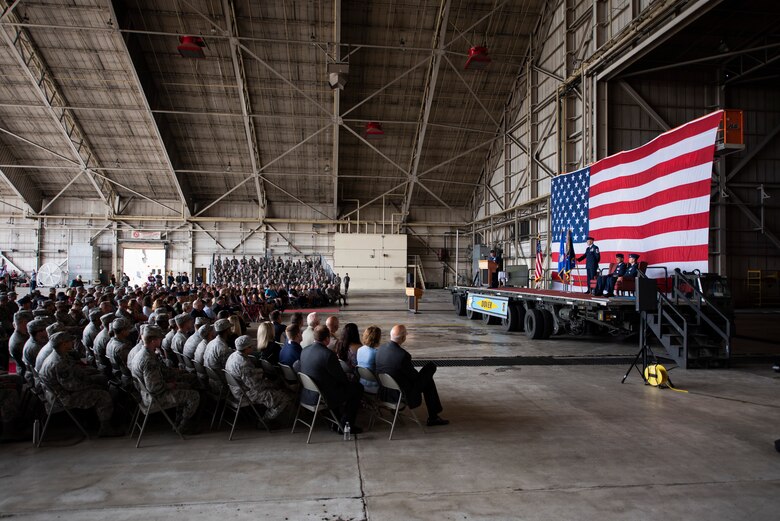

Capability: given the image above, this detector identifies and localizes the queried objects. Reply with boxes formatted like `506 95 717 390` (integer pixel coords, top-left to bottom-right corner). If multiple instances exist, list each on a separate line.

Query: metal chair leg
36 409 54 448
388 398 402 441
135 407 151 448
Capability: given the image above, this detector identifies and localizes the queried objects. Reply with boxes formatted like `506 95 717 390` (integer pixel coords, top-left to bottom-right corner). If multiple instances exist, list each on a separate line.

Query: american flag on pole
551 111 723 288
534 237 543 284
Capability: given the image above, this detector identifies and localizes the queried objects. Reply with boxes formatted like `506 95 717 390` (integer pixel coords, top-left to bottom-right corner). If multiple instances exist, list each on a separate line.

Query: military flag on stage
556 228 575 283
551 111 723 288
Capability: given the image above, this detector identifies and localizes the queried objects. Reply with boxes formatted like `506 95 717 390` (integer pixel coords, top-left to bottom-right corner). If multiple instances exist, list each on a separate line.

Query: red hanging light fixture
464 46 491 70
177 36 206 59
365 121 385 140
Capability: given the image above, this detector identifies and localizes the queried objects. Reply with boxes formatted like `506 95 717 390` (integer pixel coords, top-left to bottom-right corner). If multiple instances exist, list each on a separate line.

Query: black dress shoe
426 416 449 427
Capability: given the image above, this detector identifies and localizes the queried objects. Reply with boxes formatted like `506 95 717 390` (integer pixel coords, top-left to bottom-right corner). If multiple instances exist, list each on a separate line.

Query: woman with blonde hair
256 320 281 365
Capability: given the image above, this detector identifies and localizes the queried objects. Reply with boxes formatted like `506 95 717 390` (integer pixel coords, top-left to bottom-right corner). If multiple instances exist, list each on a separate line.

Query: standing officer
577 236 600 292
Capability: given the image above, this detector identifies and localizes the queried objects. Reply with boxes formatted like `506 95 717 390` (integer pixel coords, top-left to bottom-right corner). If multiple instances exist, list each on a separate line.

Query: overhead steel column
0 1 116 213
332 0 341 220
400 0 451 222
0 144 42 213
108 0 196 217
223 0 266 217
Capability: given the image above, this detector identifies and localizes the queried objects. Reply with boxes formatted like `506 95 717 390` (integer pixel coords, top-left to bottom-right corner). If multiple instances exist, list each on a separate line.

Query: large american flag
551 111 723 287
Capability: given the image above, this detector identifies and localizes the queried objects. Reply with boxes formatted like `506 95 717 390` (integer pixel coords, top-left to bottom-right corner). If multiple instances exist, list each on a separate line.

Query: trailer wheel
524 309 545 339
502 304 523 332
541 310 554 339
455 296 467 316
466 308 482 320
482 312 499 325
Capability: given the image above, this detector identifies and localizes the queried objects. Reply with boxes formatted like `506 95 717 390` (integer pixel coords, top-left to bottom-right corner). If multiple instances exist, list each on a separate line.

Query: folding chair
205 366 230 430
356 366 382 431
181 353 196 374
377 373 425 440
279 364 300 392
259 358 279 378
291 373 340 444
174 351 187 371
130 376 185 448
192 358 209 388
33 369 89 448
222 370 269 440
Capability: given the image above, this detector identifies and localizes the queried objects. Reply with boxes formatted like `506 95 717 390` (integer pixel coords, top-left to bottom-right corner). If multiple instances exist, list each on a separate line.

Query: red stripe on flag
589 147 715 197
590 112 723 174
589 179 710 220
590 212 710 239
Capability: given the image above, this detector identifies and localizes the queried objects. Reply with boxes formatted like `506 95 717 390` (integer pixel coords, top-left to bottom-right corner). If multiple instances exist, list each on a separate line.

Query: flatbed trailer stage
449 285 640 339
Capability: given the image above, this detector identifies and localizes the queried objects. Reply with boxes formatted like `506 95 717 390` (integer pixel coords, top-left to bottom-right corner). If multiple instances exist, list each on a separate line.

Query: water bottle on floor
343 422 351 441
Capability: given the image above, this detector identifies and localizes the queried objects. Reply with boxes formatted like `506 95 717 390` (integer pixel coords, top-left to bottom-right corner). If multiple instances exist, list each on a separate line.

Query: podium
405 287 423 313
479 259 498 287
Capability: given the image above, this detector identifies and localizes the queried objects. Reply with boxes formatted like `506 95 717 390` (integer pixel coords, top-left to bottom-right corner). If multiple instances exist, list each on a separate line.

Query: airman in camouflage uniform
225 335 293 422
106 318 133 384
9 311 32 378
129 325 200 434
194 324 215 366
182 318 207 365
22 318 49 387
81 309 102 364
92 313 114 377
171 313 193 357
161 318 177 368
204 319 233 392
38 332 122 437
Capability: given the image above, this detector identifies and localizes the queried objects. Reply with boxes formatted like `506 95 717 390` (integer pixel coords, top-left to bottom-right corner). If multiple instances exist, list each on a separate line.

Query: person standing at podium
487 250 502 288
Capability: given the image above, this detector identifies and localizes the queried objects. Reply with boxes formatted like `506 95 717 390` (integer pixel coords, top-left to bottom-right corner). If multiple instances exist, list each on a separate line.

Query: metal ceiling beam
0 2 116 213
723 187 780 252
400 0 451 222
0 0 21 22
617 80 670 131
332 0 341 219
194 125 330 217
442 54 500 128
108 0 196 217
0 19 515 56
0 144 43 213
342 124 453 211
222 0 266 217
620 42 780 79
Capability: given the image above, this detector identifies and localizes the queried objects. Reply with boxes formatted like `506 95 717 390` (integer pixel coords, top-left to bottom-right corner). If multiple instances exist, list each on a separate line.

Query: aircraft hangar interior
0 0 778 519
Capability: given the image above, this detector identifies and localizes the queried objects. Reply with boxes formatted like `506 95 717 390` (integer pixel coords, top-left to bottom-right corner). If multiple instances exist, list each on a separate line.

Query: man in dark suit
375 324 448 427
299 325 363 433
576 236 600 292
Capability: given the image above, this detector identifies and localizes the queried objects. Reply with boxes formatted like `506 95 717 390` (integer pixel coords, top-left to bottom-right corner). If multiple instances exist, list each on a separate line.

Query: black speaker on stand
622 276 665 384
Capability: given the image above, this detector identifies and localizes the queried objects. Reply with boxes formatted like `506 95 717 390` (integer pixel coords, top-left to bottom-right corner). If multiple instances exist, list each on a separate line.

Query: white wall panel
333 233 407 290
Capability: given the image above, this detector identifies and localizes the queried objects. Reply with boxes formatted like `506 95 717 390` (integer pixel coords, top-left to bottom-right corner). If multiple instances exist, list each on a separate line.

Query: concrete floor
1 289 778 520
